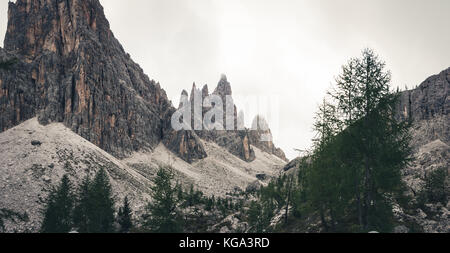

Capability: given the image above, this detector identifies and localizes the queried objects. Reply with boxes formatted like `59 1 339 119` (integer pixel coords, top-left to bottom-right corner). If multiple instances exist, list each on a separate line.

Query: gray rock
256 174 267 181
246 180 262 193
31 140 42 146
393 225 409 233
283 157 303 172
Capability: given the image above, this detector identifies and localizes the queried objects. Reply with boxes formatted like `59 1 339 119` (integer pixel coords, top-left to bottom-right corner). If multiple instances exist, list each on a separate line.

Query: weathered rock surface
0 0 206 162
397 68 450 148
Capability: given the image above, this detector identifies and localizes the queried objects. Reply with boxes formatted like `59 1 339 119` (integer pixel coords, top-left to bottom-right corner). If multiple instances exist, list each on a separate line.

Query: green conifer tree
89 168 115 233
73 169 115 233
73 175 92 233
117 196 133 233
41 175 75 233
143 166 182 233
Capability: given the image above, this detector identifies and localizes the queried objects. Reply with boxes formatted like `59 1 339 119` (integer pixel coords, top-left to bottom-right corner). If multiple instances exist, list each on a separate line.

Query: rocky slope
0 118 285 232
0 118 153 232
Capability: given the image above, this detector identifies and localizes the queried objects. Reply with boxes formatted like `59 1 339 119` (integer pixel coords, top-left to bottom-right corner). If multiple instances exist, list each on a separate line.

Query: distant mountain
176 75 288 163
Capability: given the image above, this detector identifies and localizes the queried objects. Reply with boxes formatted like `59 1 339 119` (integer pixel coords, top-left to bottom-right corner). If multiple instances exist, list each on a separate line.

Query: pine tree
73 175 92 233
143 166 182 233
41 175 75 233
307 99 345 231
89 168 116 233
117 196 133 233
247 200 275 233
310 48 413 232
350 49 411 231
73 169 116 233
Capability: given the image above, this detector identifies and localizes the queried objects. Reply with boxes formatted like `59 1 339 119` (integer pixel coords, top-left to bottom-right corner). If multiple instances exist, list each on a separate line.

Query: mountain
0 0 287 232
0 0 285 164
0 0 206 162
396 68 449 149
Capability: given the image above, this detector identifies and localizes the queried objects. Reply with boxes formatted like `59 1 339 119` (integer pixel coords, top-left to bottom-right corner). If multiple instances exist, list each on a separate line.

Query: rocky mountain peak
175 75 287 162
5 0 113 59
249 115 288 162
213 74 232 97
202 84 209 98
251 115 271 131
179 89 189 108
190 82 202 102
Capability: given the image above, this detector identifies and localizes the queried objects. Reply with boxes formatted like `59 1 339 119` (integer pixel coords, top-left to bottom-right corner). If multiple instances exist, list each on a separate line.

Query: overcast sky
1 0 449 160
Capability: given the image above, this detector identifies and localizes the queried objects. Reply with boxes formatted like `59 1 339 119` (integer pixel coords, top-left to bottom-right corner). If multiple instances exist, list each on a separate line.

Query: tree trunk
364 154 371 230
355 177 363 228
320 206 329 232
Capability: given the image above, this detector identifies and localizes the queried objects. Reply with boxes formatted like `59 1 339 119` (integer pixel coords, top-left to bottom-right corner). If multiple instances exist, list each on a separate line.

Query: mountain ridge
0 0 286 164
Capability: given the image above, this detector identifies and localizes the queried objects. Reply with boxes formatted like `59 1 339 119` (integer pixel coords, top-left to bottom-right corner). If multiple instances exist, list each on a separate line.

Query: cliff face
0 0 206 162
397 68 449 148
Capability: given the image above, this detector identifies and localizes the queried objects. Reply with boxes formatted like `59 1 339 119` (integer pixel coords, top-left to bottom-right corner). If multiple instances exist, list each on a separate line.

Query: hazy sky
1 0 449 160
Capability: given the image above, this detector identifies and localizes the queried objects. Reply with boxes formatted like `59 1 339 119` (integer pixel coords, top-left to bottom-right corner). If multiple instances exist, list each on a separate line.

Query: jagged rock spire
213 74 232 97
179 89 189 108
202 84 209 98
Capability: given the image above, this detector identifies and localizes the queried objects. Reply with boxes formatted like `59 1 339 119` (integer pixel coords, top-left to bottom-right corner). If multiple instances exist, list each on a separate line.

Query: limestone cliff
0 0 206 162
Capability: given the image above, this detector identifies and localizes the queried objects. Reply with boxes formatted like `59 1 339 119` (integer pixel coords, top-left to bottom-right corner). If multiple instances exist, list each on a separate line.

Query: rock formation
0 0 206 162
249 115 288 161
396 67 449 149
176 75 287 162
